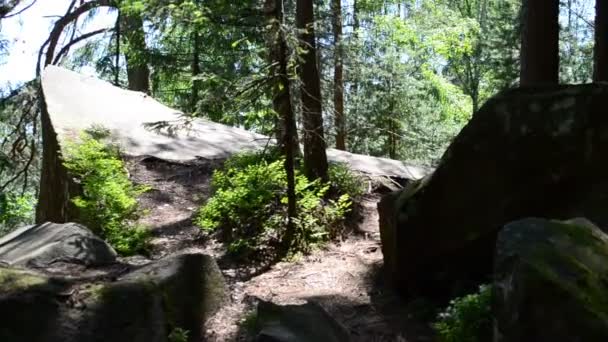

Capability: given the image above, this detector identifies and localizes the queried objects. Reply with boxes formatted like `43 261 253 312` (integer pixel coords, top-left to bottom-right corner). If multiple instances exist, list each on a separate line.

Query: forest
1 0 608 341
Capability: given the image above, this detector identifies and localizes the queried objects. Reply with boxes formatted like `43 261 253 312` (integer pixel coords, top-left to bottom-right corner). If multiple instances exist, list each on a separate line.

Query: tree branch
3 0 36 19
40 0 115 74
52 27 111 64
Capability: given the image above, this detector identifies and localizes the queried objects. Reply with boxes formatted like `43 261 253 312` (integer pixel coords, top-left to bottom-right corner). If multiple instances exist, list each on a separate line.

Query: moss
80 283 108 301
524 220 608 321
0 268 47 292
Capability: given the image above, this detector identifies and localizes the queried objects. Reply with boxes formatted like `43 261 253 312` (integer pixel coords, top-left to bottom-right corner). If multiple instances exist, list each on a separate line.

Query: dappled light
1 0 606 341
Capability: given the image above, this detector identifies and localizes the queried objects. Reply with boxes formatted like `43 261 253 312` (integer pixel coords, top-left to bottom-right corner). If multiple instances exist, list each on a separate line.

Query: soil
126 156 436 342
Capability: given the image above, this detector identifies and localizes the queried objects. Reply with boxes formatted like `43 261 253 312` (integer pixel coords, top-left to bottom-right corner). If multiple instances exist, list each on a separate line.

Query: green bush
0 192 35 235
328 162 365 199
168 328 189 342
434 284 493 342
63 133 150 255
195 150 357 256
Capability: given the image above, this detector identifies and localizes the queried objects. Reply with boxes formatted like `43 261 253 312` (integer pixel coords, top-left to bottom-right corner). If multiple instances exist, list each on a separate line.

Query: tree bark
37 0 114 223
519 0 559 86
594 0 608 81
191 30 202 113
121 10 150 93
332 0 346 151
265 0 298 250
115 12 120 86
296 0 328 181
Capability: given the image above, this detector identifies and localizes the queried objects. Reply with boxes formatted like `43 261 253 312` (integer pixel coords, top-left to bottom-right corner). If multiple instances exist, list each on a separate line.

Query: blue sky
0 0 115 88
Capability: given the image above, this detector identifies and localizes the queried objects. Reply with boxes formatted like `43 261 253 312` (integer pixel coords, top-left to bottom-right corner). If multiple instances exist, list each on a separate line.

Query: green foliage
328 162 365 200
196 151 359 257
0 192 35 235
434 284 493 342
63 133 150 256
167 327 189 342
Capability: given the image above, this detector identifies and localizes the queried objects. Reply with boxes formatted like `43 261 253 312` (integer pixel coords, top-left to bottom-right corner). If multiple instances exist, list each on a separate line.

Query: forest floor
127 156 435 342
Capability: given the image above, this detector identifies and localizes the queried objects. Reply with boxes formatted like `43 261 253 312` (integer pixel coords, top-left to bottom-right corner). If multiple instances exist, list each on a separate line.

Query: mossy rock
378 84 608 298
0 253 226 342
494 217 608 342
0 267 70 342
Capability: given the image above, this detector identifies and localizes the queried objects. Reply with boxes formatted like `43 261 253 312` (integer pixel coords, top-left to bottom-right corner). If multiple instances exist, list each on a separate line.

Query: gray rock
493 217 608 342
254 300 351 342
0 253 226 342
378 84 608 298
0 222 117 267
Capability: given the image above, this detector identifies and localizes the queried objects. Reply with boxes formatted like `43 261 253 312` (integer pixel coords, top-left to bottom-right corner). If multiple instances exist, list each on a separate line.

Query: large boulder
38 66 428 223
0 253 226 342
379 84 608 298
254 300 351 342
0 222 117 267
493 217 608 341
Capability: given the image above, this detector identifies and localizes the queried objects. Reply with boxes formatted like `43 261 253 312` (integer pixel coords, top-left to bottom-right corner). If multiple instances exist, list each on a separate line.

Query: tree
520 0 559 85
121 9 150 93
266 0 298 250
37 0 115 223
296 0 328 181
594 0 608 81
332 0 345 150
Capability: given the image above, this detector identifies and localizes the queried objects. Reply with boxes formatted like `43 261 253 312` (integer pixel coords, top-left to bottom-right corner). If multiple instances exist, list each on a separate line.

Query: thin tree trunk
594 0 608 81
519 0 559 86
266 0 298 250
332 0 346 150
296 0 328 181
191 31 202 113
115 12 120 86
121 11 150 93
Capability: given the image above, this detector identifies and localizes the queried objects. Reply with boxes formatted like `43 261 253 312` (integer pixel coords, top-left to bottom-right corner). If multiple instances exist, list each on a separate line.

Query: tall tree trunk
332 0 346 150
191 30 202 113
296 0 328 181
266 0 298 250
114 12 120 86
594 0 608 81
519 0 559 86
37 0 114 223
121 11 150 93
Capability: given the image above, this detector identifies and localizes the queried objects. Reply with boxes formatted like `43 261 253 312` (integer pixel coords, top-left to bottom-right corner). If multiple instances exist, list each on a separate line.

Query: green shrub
168 327 189 342
195 150 357 256
0 192 35 235
63 133 150 255
434 284 493 342
328 162 365 199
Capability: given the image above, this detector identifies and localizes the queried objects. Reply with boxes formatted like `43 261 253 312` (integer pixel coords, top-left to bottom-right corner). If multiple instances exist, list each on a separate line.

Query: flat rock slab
42 66 429 179
0 222 117 267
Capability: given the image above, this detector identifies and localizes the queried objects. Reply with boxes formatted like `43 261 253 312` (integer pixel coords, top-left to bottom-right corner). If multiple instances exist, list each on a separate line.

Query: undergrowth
0 192 35 235
63 132 150 256
434 284 493 342
195 148 364 258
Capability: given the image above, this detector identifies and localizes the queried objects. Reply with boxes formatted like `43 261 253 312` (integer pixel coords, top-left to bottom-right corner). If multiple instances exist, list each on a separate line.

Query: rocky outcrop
254 300 351 342
379 84 608 298
0 222 117 267
38 66 428 224
493 218 608 342
0 253 226 342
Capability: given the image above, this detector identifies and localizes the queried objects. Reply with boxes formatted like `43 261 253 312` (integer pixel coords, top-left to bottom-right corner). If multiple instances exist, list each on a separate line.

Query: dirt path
127 157 434 342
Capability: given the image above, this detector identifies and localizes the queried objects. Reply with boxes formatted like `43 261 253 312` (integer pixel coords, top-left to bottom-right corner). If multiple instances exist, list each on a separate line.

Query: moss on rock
494 218 608 342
